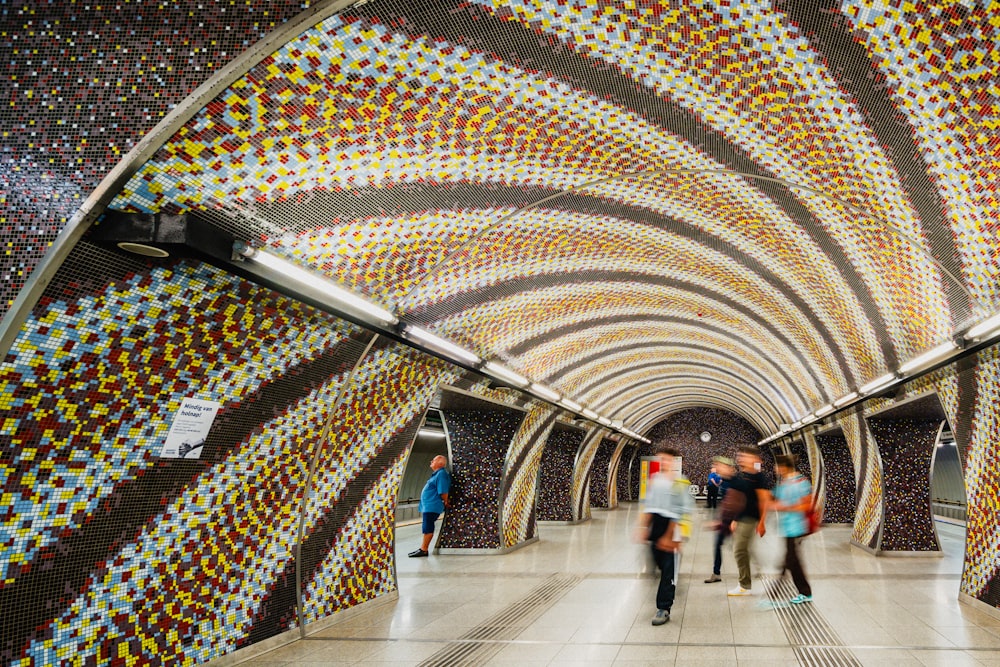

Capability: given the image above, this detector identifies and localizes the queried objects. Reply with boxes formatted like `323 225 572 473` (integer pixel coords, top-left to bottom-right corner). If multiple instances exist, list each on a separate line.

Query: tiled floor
244 505 1000 666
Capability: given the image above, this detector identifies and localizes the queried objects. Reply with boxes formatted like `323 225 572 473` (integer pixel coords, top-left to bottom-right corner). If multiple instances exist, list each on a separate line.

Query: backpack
806 497 823 535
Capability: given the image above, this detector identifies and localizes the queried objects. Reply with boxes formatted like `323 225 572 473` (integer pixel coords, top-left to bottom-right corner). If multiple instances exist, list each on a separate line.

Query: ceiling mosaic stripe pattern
100 0 1000 435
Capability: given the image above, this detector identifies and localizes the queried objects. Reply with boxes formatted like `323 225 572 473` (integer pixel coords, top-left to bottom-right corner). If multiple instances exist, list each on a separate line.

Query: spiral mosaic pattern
588 438 619 510
500 405 557 548
6 1 1000 662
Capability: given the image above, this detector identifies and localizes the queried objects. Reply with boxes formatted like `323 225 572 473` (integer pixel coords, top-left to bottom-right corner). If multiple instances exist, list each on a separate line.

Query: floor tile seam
307 637 806 648
808 573 962 580
397 572 659 580
300 635 1000 654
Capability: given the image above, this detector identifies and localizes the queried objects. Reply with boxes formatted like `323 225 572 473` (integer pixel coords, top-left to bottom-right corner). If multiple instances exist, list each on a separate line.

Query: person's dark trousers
784 537 811 596
651 546 679 611
707 486 718 509
712 529 728 576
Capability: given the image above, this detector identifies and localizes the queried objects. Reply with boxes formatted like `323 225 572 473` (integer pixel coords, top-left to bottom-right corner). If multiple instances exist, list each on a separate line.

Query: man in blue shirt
706 464 722 509
409 455 452 557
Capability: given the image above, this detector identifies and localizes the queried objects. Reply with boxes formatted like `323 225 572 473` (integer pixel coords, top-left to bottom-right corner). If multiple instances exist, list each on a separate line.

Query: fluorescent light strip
418 429 446 438
597 416 612 426
561 398 582 412
581 408 599 420
966 312 1000 340
530 383 560 402
897 341 958 374
833 391 858 408
404 325 480 365
815 404 834 417
859 373 897 395
483 361 529 387
248 249 398 326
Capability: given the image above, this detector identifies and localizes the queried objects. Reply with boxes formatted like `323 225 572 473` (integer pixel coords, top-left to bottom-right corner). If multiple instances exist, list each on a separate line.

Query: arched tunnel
2 1 1000 664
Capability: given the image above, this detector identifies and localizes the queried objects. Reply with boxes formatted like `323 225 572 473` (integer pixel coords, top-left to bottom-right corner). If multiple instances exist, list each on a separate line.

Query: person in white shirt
634 445 693 625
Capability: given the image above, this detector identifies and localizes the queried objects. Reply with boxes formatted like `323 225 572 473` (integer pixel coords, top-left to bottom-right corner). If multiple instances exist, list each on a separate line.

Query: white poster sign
160 397 221 459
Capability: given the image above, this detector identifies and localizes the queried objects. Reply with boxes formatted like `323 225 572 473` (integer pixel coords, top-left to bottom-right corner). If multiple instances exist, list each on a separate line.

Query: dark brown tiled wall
436 409 525 549
867 418 941 552
536 427 585 522
0 0 310 313
816 432 857 525
644 408 762 493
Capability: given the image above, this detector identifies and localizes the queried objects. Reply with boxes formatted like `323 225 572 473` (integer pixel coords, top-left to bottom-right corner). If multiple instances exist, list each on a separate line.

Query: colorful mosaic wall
802 432 826 509
436 408 525 549
840 411 883 548
0 245 416 664
0 0 311 315
816 431 857 525
500 405 558 548
6 0 1000 653
644 408 762 495
300 343 459 624
963 349 1000 610
570 428 604 522
588 438 619 510
865 417 942 552
536 425 585 522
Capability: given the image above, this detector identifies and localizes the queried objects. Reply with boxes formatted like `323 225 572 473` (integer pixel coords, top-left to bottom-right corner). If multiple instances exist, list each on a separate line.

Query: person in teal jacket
772 454 813 603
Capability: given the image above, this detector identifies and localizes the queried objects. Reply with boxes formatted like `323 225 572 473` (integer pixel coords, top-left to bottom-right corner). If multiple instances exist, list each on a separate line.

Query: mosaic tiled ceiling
24 0 1000 436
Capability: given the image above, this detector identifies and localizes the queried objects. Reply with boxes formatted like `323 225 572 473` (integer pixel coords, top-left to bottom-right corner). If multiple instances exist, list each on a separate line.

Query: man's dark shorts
421 511 441 534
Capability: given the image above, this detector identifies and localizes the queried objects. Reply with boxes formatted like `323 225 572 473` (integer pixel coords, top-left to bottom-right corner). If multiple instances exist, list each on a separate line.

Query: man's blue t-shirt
708 471 721 489
419 467 451 513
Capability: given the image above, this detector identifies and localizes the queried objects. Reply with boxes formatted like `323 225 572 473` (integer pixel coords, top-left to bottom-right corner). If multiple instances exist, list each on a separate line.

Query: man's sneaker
651 609 670 626
727 586 752 596
790 594 813 604
408 549 428 558
704 574 722 583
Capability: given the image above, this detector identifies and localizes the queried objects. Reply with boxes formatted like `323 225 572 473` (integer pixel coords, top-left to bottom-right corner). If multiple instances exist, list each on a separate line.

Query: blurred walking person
772 454 813 603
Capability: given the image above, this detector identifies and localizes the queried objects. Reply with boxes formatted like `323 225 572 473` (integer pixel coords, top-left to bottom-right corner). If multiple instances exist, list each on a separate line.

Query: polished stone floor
244 504 1000 666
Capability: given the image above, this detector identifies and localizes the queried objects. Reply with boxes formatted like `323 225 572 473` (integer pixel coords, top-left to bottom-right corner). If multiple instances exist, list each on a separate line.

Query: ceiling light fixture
897 341 958 374
561 398 582 412
858 373 897 395
965 312 1000 341
529 383 560 403
403 325 481 365
483 361 529 387
239 245 398 327
833 392 859 408
815 404 834 417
